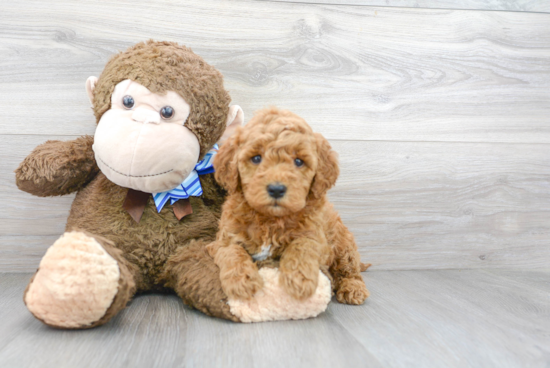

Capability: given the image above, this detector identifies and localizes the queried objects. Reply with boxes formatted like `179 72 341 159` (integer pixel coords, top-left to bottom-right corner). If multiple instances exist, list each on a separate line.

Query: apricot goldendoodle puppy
208 107 370 305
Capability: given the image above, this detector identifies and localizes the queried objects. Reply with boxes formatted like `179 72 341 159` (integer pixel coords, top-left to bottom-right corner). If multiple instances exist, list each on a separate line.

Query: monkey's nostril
131 109 161 124
267 183 287 199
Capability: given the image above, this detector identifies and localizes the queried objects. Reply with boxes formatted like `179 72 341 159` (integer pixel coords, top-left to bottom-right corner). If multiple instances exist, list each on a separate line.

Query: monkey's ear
217 105 244 146
85 76 98 106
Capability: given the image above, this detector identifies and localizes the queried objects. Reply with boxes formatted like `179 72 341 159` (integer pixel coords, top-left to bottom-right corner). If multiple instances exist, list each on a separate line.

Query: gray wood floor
1 270 548 368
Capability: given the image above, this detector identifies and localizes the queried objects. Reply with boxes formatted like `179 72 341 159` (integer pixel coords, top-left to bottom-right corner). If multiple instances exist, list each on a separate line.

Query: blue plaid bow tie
152 144 218 212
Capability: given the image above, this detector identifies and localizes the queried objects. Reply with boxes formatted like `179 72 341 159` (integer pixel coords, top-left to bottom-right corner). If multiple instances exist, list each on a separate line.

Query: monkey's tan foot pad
228 268 332 323
24 232 120 328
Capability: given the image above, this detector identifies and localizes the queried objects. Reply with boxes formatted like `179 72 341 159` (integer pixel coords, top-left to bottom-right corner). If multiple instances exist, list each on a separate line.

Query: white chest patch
252 244 272 262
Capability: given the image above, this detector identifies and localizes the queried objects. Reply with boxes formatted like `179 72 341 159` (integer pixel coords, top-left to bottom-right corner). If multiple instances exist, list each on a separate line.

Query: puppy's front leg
210 242 264 300
279 239 323 300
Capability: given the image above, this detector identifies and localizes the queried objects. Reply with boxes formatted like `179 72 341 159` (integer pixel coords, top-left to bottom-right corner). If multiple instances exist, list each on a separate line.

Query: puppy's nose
267 183 287 199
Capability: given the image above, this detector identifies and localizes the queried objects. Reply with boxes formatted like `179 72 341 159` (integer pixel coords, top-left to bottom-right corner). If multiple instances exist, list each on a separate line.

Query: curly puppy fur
209 107 370 304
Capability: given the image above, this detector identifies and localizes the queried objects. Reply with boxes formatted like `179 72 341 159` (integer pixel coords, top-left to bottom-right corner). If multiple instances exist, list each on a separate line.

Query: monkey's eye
251 155 262 164
294 158 304 167
122 95 134 109
160 106 174 120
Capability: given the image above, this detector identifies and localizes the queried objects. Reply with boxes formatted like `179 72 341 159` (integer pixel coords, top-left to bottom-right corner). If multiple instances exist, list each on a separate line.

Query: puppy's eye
160 106 174 120
122 95 134 109
251 155 262 164
294 158 304 167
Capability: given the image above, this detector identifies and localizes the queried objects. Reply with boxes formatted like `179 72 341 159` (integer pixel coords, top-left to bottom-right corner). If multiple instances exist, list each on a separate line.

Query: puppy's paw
205 242 218 258
221 270 264 300
227 269 332 323
279 268 319 300
336 278 370 305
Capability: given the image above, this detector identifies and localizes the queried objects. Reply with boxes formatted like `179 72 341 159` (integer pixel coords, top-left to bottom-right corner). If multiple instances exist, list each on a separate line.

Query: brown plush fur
15 41 238 327
209 107 370 304
15 136 98 197
93 40 231 159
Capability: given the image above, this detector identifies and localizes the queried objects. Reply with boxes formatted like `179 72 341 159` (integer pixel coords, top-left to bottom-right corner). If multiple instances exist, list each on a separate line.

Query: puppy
208 107 370 305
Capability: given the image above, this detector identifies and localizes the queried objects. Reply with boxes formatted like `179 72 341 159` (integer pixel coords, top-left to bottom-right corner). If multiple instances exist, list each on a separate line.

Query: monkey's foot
24 232 120 328
227 268 332 323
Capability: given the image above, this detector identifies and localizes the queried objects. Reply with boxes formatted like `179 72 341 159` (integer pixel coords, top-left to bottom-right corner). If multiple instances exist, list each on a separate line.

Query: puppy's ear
310 133 339 199
214 128 241 193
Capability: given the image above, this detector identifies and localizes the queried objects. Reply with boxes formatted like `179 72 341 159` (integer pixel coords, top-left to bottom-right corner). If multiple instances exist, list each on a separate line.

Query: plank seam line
2 133 550 146
249 0 550 15
328 139 550 145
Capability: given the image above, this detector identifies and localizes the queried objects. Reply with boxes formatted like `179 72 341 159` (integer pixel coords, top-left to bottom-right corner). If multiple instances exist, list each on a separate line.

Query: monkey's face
93 80 201 193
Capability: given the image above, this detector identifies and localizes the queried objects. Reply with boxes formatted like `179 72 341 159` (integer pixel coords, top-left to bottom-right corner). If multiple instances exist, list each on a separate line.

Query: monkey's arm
15 135 99 197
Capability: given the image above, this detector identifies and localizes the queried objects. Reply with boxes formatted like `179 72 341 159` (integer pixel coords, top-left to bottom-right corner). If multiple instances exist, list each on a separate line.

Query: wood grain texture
2 135 549 271
329 269 550 368
0 270 548 368
255 0 550 13
1 0 549 272
1 1 549 365
0 0 549 143
333 140 550 270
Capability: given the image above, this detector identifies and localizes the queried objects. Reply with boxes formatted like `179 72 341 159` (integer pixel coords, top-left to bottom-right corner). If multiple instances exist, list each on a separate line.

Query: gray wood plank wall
1 0 549 272
257 0 550 13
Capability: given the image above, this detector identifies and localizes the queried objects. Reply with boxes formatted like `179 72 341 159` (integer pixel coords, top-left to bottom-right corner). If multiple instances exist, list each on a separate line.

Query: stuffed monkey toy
15 40 331 328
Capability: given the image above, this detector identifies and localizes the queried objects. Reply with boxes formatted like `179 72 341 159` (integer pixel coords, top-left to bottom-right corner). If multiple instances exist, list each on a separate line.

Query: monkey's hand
15 135 99 197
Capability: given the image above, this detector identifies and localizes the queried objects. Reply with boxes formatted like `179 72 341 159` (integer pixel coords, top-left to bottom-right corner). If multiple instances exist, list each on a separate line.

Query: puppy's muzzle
267 183 287 199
